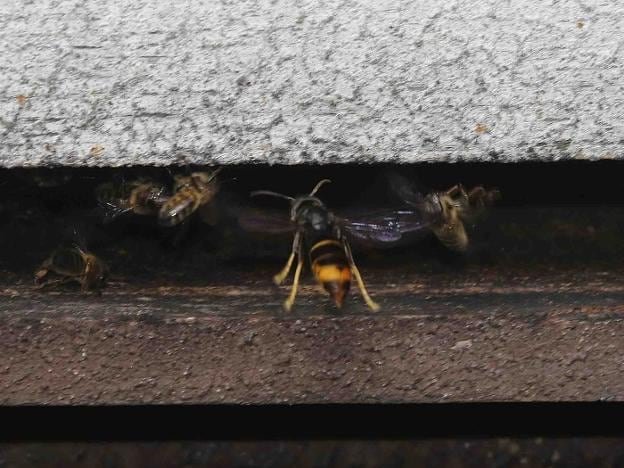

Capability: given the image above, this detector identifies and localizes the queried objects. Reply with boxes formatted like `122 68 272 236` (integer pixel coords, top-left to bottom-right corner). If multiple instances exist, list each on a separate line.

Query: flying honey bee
339 171 500 253
34 246 109 292
158 168 222 227
427 184 500 252
95 178 169 222
240 179 380 312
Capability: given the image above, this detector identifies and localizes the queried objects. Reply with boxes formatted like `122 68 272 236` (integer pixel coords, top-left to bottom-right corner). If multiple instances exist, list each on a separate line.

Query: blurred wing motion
97 179 169 224
336 172 442 247
379 170 501 253
383 170 428 206
94 182 133 223
98 201 133 223
338 207 437 248
237 207 294 234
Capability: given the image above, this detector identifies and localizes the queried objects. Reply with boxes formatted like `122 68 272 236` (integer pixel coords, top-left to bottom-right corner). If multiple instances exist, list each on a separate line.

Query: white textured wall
1 0 622 167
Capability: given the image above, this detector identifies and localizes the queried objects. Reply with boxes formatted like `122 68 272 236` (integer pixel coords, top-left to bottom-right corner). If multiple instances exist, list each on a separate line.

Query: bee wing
95 182 133 222
158 192 202 228
237 207 294 234
337 207 435 247
98 200 133 223
152 189 171 207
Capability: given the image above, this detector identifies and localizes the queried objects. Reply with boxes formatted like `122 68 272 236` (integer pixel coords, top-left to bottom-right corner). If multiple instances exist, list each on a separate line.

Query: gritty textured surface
2 440 624 467
1 0 623 167
1 268 624 405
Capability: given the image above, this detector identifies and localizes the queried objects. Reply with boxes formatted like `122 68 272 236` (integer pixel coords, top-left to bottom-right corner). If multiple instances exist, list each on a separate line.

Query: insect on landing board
246 179 380 312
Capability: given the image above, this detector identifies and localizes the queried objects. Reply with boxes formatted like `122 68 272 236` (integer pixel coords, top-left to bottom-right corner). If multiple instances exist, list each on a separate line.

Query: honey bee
339 171 500 253
427 184 500 252
240 179 380 312
34 246 109 292
158 168 221 227
95 178 169 222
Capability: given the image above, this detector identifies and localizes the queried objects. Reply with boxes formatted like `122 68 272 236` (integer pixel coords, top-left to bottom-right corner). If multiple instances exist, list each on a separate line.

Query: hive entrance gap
0 162 622 317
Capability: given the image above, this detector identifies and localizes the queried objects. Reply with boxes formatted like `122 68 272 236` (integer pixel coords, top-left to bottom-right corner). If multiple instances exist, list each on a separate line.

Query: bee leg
33 277 74 290
34 267 50 285
80 277 101 294
283 255 304 312
465 187 486 213
33 281 51 290
343 240 380 312
467 186 486 200
445 185 461 197
273 231 301 285
448 184 470 202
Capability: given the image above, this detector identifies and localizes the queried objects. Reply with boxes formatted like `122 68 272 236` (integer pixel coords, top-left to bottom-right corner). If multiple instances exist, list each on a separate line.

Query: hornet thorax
290 197 339 243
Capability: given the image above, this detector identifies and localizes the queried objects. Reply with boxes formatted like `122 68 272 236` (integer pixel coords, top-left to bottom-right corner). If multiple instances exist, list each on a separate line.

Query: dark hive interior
1 161 623 315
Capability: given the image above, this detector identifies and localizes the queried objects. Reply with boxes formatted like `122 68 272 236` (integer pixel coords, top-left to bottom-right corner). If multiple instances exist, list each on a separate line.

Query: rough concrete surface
1 0 623 167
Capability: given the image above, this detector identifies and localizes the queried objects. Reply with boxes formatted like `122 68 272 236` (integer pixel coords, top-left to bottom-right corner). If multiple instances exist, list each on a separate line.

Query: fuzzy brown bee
158 169 221 227
424 184 500 252
95 178 169 221
34 246 109 292
241 180 380 312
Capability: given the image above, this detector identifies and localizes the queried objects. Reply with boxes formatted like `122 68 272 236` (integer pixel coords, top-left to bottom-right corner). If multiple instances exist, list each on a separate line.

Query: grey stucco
1 0 622 167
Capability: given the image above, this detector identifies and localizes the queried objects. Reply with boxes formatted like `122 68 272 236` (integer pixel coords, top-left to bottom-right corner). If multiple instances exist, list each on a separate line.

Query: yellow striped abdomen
310 239 351 307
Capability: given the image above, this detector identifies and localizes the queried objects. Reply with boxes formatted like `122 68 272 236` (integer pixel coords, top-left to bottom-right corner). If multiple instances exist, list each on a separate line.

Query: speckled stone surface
1 0 622 167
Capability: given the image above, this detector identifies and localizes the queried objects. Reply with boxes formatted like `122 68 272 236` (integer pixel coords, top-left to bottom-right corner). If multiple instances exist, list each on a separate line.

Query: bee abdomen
432 222 469 253
130 185 161 215
49 247 87 277
82 255 108 290
310 239 351 307
158 188 200 226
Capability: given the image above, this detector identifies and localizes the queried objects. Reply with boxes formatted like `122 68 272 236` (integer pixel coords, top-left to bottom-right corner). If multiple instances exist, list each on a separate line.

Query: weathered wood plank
1 0 623 166
2 439 623 466
1 267 624 404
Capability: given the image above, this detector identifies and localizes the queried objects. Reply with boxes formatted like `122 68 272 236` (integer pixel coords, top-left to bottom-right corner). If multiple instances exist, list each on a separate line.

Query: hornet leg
343 239 380 312
273 231 300 285
283 241 304 312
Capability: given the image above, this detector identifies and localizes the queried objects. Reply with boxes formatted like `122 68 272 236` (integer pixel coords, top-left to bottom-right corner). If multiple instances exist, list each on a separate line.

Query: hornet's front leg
273 231 301 285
